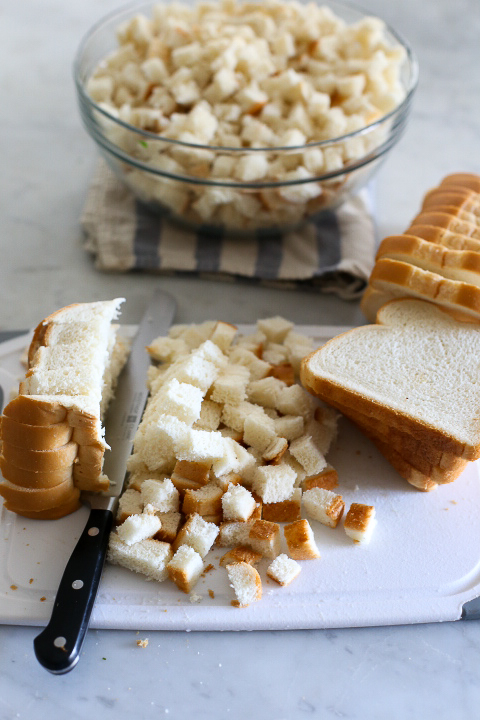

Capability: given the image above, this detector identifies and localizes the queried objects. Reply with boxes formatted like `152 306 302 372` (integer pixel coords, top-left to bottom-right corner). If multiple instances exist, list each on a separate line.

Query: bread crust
0 416 73 451
440 173 480 194
4 494 81 519
0 455 72 488
1 440 78 472
410 211 480 239
0 478 79 512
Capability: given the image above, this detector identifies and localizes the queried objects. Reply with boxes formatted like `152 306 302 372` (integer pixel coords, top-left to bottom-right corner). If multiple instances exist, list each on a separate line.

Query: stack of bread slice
300 172 480 491
361 172 480 323
0 299 128 519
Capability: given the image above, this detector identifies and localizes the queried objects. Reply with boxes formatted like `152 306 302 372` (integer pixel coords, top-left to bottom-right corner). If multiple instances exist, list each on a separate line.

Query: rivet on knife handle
33 508 113 674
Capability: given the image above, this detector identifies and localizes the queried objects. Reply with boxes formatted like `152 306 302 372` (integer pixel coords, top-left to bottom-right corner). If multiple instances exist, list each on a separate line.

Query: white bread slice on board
375 235 480 287
367 258 480 322
0 298 127 519
300 298 480 462
406 225 480 253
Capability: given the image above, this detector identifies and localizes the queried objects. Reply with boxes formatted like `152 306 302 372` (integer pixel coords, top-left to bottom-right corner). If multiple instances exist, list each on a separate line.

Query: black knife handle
33 508 113 674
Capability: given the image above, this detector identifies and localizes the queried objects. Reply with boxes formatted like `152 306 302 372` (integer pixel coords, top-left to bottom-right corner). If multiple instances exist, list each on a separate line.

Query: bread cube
217 521 251 548
289 434 327 476
140 478 180 513
261 343 289 366
182 482 224 517
173 459 211 485
116 488 143 524
267 554 301 586
344 503 377 544
194 399 222 431
274 414 304 441
136 415 187 470
226 562 262 608
167 545 204 593
174 354 219 393
303 465 339 491
209 321 238 352
305 413 338 455
262 436 288 464
228 347 271 381
243 412 277 453
302 487 345 528
284 519 320 560
116 513 162 546
210 364 250 405
276 384 316 417
247 376 286 409
221 400 263 433
211 437 247 477
219 546 262 567
247 519 281 559
152 511 183 543
154 378 204 425
268 362 296 386
262 488 302 523
173 512 219 557
176 427 227 463
108 534 172 582
222 483 256 522
146 336 189 363
257 316 294 343
252 464 296 503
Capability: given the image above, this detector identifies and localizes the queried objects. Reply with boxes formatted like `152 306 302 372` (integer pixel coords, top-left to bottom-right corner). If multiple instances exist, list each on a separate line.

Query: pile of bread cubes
108 315 376 608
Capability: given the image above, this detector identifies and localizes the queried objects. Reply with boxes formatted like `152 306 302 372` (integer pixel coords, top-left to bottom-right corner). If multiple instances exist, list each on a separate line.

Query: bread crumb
189 592 203 604
137 638 149 648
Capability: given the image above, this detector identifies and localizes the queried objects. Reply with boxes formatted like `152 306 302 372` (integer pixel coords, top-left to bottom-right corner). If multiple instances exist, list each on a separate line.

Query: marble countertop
1 0 480 717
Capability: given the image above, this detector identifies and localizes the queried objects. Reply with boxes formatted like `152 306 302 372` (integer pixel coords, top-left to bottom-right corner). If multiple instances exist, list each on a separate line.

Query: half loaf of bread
0 299 128 518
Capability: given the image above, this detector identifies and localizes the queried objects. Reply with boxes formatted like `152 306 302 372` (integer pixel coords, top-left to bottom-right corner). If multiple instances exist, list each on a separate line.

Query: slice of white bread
0 299 128 518
300 298 480 462
364 258 480 323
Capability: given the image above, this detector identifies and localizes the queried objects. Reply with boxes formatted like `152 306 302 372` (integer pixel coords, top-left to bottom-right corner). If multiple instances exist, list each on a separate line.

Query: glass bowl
74 0 418 236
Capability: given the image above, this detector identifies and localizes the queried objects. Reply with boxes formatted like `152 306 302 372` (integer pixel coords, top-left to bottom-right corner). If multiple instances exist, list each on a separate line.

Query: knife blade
33 288 176 674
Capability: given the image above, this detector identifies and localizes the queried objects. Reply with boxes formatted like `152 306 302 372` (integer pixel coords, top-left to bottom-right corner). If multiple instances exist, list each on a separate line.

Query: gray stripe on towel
255 229 283 279
315 210 342 272
195 226 224 272
133 201 162 269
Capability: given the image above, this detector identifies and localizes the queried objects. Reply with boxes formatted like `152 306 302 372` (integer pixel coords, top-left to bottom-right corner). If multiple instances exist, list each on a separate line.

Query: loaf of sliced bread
0 299 128 518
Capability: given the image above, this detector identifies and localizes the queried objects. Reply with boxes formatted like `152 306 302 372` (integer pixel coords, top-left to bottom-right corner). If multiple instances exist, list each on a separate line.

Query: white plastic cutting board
0 326 479 631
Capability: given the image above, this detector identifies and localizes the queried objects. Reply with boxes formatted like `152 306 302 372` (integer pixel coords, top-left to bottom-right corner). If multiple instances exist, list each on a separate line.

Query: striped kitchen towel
82 161 377 299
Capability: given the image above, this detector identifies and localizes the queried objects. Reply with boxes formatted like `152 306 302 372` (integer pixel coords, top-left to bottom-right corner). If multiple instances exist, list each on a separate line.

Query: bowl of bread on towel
74 0 417 235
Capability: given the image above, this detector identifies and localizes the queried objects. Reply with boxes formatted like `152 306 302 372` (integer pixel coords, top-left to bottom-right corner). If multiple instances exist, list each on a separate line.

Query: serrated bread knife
33 289 176 674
